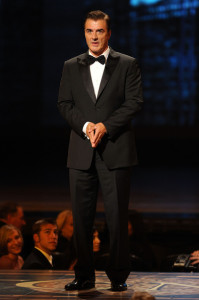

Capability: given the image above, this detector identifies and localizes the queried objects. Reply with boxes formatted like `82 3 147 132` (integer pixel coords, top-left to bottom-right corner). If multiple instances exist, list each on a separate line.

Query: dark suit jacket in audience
22 248 54 270
0 220 7 228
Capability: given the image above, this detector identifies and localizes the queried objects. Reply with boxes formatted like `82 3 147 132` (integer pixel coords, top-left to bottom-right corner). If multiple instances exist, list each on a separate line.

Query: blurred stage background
0 0 199 269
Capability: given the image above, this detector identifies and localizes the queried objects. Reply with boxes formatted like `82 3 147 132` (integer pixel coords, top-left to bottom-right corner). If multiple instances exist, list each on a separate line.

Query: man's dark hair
0 202 20 219
84 10 111 31
32 219 57 235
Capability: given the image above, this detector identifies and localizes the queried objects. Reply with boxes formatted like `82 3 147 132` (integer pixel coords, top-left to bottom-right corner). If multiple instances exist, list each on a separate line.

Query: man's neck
89 46 110 58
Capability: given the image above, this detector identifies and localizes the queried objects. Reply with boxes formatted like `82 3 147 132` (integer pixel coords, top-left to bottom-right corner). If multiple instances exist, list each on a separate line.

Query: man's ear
33 233 39 243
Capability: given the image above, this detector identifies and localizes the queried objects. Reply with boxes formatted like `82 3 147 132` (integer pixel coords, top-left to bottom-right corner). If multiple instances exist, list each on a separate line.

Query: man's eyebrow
85 28 104 31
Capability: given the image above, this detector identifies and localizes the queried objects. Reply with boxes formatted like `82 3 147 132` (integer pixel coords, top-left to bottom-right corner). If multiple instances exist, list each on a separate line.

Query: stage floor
0 270 199 299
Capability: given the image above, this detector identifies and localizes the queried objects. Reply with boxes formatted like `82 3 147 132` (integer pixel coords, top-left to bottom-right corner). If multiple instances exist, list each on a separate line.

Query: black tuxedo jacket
58 48 143 170
22 248 54 270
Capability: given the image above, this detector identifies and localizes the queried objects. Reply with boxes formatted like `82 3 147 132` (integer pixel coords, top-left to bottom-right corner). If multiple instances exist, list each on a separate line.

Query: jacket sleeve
103 59 143 140
57 61 87 138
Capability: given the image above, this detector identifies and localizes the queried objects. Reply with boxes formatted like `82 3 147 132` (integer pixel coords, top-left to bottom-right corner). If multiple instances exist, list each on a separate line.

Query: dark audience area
1 201 199 272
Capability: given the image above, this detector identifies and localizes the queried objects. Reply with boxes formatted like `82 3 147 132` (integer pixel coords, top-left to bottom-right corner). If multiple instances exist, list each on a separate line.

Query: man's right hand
86 122 96 144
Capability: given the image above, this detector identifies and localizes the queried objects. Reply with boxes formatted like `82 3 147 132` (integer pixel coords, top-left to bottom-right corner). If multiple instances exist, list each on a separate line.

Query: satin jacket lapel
97 50 120 100
77 55 96 104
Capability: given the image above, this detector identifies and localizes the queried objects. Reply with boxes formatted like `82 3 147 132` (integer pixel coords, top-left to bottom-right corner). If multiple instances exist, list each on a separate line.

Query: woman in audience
55 210 76 269
0 224 24 269
93 226 108 270
93 228 101 253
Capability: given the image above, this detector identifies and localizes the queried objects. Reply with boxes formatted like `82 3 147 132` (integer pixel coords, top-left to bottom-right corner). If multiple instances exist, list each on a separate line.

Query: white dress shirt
83 47 110 136
35 247 53 266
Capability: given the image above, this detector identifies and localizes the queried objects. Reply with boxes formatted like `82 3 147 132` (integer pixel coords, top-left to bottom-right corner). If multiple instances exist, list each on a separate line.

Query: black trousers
69 150 132 282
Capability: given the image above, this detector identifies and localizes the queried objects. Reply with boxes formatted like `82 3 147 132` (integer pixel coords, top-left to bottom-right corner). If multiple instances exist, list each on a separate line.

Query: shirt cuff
82 122 90 139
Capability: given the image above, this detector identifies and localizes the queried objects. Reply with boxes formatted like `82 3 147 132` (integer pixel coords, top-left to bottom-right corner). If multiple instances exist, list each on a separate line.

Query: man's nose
51 232 57 238
91 32 98 39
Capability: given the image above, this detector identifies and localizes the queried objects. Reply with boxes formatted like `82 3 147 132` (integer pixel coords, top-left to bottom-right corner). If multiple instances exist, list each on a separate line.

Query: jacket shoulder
116 52 136 63
110 48 135 61
22 249 52 270
63 53 87 65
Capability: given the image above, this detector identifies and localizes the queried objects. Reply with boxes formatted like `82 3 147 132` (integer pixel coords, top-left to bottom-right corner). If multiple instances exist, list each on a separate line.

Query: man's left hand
91 122 107 148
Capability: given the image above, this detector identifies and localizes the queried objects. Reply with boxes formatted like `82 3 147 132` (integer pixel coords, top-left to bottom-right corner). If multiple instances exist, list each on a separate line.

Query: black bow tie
86 55 106 65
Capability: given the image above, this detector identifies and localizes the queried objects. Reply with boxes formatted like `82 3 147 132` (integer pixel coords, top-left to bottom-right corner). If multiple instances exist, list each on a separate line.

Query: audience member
128 210 156 271
100 210 156 271
54 210 76 270
22 219 58 270
93 226 108 270
162 250 199 272
0 202 26 229
93 227 101 253
190 250 199 266
0 225 24 269
131 291 156 300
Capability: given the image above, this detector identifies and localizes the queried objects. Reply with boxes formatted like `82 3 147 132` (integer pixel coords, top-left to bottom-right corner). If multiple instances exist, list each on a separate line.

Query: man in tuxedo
58 10 143 291
22 219 58 270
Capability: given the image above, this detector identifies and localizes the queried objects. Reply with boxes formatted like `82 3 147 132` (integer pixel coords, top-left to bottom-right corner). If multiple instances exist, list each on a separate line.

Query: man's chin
48 245 57 251
90 48 102 56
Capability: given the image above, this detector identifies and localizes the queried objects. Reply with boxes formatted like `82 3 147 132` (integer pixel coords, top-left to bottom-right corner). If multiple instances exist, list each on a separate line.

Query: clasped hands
86 122 107 148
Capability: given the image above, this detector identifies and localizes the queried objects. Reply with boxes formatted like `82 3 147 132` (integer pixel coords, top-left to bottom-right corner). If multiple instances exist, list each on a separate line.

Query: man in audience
22 219 58 269
0 202 26 229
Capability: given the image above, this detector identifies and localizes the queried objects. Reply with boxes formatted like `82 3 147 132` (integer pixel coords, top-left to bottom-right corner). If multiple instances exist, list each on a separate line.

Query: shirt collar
35 247 53 265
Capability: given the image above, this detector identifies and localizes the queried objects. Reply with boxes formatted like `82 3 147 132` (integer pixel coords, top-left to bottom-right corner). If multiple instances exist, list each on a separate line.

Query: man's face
34 224 58 255
7 206 26 229
84 18 111 56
